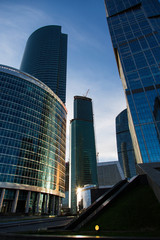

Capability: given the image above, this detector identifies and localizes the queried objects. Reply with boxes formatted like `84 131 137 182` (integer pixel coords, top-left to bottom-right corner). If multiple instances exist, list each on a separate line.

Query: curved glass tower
69 96 98 214
116 109 137 178
104 0 160 164
20 25 67 104
0 65 67 214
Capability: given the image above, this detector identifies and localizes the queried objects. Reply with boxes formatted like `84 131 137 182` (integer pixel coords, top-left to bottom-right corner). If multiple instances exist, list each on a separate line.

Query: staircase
66 178 130 230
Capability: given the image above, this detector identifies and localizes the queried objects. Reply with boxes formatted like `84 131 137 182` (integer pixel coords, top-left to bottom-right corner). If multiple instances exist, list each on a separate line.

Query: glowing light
77 187 82 194
95 225 100 231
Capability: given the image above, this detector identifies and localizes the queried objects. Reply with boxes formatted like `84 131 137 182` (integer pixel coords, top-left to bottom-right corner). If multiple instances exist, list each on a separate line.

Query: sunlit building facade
116 109 137 178
0 65 67 214
20 25 67 104
69 96 98 214
62 161 69 209
104 0 160 163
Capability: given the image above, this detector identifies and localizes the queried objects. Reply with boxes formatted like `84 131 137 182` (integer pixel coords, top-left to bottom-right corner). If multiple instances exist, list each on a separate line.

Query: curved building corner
116 109 137 179
0 65 67 215
20 25 67 104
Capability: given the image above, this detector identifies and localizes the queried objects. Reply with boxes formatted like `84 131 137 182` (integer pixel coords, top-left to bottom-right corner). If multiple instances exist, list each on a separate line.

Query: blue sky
0 0 126 162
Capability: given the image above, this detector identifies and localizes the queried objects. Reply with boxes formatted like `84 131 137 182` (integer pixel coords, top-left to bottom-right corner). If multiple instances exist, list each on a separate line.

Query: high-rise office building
0 65 67 214
20 25 67 103
104 0 160 163
69 96 98 214
116 109 137 178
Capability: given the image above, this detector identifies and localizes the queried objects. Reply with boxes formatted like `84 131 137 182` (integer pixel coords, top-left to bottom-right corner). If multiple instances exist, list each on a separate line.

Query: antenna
85 89 89 97
96 152 99 162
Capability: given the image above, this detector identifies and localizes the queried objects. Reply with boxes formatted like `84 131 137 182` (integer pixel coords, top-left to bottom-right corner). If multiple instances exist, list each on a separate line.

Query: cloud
0 2 51 68
93 87 126 162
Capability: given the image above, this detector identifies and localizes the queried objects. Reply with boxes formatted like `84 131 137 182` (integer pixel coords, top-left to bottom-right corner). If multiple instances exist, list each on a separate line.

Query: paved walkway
0 215 74 233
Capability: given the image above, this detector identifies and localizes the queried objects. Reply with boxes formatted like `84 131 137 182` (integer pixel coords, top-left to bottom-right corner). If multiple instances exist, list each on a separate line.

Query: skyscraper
69 96 98 214
104 0 160 163
116 109 137 178
20 25 67 103
0 65 67 214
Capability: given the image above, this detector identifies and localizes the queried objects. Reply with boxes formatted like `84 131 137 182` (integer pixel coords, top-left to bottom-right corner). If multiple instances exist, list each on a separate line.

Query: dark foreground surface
0 216 160 240
0 232 160 240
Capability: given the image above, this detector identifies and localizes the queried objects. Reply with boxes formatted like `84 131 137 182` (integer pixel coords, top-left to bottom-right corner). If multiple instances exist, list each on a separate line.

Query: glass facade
20 25 67 104
0 65 67 214
116 109 137 178
104 0 160 163
69 96 98 214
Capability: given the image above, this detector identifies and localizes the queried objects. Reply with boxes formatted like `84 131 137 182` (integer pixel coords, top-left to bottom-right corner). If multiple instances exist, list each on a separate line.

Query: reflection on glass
0 68 66 194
